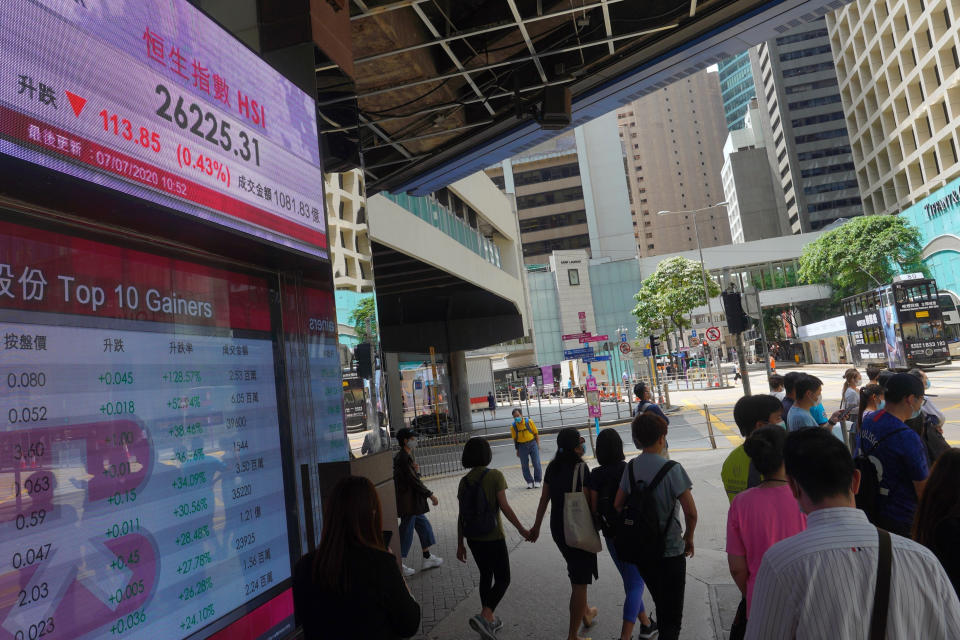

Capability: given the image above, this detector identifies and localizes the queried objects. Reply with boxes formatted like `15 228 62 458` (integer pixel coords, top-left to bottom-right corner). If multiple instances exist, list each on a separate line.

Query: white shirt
746 507 960 639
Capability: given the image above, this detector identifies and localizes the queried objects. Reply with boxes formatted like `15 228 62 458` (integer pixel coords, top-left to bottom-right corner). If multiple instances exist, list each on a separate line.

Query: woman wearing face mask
529 428 600 640
393 428 443 577
907 369 950 465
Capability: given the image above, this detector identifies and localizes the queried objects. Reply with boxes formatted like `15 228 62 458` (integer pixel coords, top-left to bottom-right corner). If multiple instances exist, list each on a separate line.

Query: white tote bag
563 463 602 553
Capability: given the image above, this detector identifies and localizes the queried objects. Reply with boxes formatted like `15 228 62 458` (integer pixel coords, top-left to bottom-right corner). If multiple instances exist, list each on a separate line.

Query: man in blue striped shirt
746 428 960 639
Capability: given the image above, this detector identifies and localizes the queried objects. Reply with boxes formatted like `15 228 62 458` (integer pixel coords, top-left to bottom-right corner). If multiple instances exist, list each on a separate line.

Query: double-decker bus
842 273 951 369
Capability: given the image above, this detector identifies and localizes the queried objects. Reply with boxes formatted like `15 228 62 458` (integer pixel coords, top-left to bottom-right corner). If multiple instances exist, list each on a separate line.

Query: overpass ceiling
321 0 850 194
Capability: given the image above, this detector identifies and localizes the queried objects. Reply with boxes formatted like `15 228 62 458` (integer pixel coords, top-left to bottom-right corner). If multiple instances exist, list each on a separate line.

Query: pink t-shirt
726 483 807 616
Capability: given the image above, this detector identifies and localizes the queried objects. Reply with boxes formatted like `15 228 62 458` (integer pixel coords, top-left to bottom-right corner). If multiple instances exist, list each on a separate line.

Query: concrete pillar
449 350 473 431
383 352 405 431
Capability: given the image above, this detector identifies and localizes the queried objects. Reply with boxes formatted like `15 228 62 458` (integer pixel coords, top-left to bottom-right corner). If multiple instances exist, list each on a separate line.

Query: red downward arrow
65 90 87 117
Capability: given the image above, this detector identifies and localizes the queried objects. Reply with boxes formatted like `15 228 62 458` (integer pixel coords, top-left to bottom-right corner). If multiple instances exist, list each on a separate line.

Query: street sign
563 347 594 359
583 355 611 362
642 349 652 357
413 379 423 390
619 342 632 355
620 333 628 343
579 334 609 343
689 337 700 347
585 376 597 392
562 332 590 341
706 326 722 342
690 329 697 337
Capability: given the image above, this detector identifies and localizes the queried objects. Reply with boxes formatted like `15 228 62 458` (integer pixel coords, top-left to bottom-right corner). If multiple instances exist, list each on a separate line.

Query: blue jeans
606 536 646 621
518 440 542 484
399 514 437 558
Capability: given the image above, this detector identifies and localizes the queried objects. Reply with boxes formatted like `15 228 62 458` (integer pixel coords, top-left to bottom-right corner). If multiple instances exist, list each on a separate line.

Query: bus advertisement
842 274 950 369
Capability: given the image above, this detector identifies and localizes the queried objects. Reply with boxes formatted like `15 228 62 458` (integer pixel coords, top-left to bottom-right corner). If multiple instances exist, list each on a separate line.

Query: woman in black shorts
529 428 599 640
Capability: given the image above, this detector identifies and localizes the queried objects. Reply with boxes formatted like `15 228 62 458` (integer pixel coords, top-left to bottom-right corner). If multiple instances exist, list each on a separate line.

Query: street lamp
657 201 729 383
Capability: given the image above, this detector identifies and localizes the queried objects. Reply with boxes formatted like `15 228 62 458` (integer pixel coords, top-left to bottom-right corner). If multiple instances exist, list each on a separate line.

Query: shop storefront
0 2 349 639
901 177 960 342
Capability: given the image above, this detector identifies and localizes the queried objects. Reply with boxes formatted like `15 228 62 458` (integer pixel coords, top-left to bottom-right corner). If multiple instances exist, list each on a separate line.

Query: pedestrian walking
913 448 960 598
456 437 530 640
528 428 600 640
510 408 542 489
856 373 929 536
633 381 669 424
723 394 784 502
614 413 697 640
586 429 658 640
726 426 807 639
746 428 960 639
393 428 444 576
293 476 420 640
487 391 496 418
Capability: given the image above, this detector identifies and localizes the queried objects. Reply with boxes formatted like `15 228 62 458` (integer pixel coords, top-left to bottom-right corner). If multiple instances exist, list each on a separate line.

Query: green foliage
797 216 927 300
348 296 378 342
632 256 721 336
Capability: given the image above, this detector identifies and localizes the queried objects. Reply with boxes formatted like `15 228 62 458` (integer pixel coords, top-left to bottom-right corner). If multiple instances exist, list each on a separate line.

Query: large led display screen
0 0 327 258
0 219 295 639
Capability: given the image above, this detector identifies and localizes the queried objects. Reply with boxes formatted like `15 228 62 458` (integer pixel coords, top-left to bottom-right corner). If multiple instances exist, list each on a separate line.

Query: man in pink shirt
726 426 806 638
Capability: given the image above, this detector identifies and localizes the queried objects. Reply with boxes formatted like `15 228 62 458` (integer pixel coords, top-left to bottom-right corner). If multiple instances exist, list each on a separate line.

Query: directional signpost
563 312 602 436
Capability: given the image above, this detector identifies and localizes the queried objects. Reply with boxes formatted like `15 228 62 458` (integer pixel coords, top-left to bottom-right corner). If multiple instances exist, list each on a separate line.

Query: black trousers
468 538 511 612
639 554 686 640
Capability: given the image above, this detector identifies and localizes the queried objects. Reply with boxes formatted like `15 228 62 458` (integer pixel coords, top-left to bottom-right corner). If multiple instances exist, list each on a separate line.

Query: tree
632 256 721 337
348 296 378 343
797 216 926 300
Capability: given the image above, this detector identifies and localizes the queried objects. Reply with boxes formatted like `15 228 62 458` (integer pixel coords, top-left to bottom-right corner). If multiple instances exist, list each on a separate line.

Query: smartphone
383 530 393 548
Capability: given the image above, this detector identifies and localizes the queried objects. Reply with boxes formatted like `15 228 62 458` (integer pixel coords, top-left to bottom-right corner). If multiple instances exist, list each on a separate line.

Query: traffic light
649 334 661 354
721 292 750 334
354 342 373 379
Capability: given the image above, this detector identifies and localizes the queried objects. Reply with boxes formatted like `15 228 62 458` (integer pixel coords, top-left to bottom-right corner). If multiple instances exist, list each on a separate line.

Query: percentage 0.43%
176 144 230 187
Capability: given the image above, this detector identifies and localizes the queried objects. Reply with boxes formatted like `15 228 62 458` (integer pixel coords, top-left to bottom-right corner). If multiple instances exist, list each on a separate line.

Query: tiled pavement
402 464 542 638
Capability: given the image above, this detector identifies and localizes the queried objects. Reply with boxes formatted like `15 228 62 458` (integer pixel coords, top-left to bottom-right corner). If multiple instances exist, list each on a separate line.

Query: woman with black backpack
613 413 697 640
586 429 658 640
456 437 530 640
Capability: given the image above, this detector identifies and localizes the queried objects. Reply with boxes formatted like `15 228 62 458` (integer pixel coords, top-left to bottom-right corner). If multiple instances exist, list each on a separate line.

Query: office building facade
750 17 863 233
486 112 634 265
718 51 758 131
722 100 792 242
618 69 732 257
826 0 960 215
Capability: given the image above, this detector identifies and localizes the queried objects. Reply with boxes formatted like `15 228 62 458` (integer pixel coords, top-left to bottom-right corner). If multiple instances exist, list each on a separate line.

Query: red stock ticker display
0 0 328 258
0 219 296 639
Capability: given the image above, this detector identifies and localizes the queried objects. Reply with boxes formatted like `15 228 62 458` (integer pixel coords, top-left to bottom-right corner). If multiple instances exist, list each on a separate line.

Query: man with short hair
510 408 541 489
722 394 785 502
787 375 822 431
768 374 785 401
780 371 803 423
866 363 883 383
857 373 929 536
746 428 960 639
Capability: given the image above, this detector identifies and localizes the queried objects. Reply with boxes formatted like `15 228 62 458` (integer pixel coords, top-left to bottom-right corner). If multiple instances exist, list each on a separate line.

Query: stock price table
0 320 291 640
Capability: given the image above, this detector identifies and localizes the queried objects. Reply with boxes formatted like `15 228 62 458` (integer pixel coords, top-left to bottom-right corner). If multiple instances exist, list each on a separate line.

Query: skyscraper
826 1 960 215
486 112 634 265
718 52 758 131
722 99 791 242
618 69 731 257
750 17 863 233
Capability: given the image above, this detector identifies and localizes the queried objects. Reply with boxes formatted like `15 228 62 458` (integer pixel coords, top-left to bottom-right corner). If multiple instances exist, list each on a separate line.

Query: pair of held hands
457 525 541 562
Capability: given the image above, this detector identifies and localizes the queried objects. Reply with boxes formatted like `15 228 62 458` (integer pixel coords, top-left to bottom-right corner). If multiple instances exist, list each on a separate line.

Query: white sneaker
402 564 415 577
421 555 444 570
533 481 541 488
527 482 534 489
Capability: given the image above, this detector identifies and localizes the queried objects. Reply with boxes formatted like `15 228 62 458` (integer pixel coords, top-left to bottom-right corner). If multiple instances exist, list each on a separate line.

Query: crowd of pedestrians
292 364 960 640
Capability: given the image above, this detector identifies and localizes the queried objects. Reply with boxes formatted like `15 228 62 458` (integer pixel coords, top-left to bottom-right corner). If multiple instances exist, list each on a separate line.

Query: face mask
925 378 931 390
773 421 786 429
407 439 417 450
877 400 885 410
514 416 522 423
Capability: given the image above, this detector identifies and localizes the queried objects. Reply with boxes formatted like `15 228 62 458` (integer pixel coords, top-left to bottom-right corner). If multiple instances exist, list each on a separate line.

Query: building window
568 269 580 286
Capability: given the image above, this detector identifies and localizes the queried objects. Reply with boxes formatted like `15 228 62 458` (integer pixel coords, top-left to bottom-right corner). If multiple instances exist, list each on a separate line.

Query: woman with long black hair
529 428 599 640
292 476 420 639
913 448 960 597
